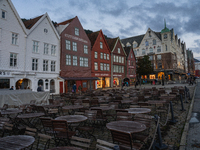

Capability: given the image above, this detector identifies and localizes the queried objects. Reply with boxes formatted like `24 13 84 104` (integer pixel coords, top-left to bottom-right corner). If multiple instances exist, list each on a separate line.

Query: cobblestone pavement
0 82 196 150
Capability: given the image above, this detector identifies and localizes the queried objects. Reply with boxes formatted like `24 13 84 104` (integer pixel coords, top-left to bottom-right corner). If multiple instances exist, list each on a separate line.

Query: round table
55 115 87 123
106 121 146 134
48 146 83 150
17 112 45 119
0 135 35 149
125 108 151 114
0 109 22 115
90 106 114 111
62 105 83 110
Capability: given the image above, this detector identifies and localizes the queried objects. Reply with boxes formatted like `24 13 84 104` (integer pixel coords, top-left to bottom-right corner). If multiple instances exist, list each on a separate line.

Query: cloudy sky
12 0 200 59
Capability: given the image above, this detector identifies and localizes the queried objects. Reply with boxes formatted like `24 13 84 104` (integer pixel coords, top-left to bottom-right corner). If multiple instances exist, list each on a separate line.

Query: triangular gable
98 30 111 53
56 17 75 34
7 0 27 34
24 13 60 39
108 37 127 56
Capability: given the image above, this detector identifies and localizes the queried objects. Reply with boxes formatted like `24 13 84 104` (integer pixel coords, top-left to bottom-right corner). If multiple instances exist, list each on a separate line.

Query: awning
60 77 100 80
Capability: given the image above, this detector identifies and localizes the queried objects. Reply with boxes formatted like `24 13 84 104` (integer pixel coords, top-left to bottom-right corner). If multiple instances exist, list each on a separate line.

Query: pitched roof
22 15 43 29
57 17 75 25
154 32 161 40
194 58 200 62
124 46 131 56
87 31 100 47
106 37 118 51
121 34 145 47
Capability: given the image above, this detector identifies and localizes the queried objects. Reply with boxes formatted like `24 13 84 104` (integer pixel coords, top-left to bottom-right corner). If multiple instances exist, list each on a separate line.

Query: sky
12 0 200 60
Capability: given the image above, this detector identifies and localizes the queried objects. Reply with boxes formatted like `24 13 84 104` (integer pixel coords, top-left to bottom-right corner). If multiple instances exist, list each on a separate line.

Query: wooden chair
51 120 76 146
24 127 37 149
37 133 52 150
1 122 13 137
110 130 143 150
40 117 53 135
116 112 132 121
96 139 116 150
70 136 91 149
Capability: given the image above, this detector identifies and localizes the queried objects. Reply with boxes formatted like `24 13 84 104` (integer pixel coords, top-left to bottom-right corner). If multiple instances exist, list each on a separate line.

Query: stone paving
0 82 196 150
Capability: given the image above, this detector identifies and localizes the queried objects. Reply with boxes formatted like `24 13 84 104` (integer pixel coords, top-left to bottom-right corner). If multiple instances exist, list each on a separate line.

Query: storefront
96 77 110 89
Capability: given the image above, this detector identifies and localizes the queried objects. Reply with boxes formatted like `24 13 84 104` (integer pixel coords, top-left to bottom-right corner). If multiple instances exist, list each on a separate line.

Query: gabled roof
22 15 43 29
57 17 75 25
154 32 161 40
194 58 200 62
121 34 145 48
124 46 131 56
106 38 118 51
87 31 100 47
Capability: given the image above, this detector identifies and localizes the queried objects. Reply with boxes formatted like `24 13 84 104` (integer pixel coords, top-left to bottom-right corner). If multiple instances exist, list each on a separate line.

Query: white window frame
157 46 161 52
122 66 124 73
32 58 38 71
10 53 17 67
43 60 48 71
104 63 106 71
104 53 106 60
118 48 120 53
80 57 83 66
100 53 103 59
116 56 118 62
84 58 88 67
149 47 153 53
12 33 18 45
142 49 145 55
107 54 109 60
145 41 149 46
94 52 98 58
73 56 77 66
75 27 79 36
113 55 116 62
131 53 133 58
66 55 71 65
33 41 39 53
100 63 103 71
153 39 156 45
51 61 56 72
122 57 124 64
157 55 161 60
51 45 56 56
44 43 49 54
119 56 121 63
100 42 103 49
94 62 98 70
72 42 77 51
66 40 71 50
84 45 88 54
107 64 109 71
119 66 121 73
128 60 130 65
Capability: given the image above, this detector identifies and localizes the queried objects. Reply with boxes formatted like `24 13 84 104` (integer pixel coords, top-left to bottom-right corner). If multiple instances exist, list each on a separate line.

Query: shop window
83 82 87 88
149 75 156 79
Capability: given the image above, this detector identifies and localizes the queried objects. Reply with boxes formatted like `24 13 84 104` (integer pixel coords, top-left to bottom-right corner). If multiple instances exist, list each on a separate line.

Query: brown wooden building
56 16 97 93
87 30 111 89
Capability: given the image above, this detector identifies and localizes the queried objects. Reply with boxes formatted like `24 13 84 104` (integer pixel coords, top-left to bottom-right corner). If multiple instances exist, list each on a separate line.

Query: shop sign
64 34 88 43
95 73 109 77
129 66 135 68
113 74 122 77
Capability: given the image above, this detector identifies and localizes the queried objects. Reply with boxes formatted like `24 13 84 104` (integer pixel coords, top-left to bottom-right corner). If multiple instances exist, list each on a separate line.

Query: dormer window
75 27 79 36
164 34 167 39
133 43 137 48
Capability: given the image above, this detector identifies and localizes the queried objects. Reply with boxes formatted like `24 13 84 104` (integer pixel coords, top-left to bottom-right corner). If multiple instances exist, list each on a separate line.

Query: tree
136 55 153 77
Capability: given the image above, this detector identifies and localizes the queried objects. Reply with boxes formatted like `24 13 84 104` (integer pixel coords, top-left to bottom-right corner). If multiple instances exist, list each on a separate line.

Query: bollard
180 94 186 111
184 90 188 103
154 115 168 150
169 101 177 123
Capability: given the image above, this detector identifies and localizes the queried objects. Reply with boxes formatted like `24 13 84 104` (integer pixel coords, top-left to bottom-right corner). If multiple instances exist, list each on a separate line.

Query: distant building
194 58 200 77
187 49 195 76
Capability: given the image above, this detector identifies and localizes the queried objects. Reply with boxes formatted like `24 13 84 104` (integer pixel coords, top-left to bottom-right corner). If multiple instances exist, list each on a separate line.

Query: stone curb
179 83 197 150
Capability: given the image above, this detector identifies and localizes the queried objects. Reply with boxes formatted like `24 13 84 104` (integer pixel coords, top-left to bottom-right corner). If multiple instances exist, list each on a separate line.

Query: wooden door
59 82 63 94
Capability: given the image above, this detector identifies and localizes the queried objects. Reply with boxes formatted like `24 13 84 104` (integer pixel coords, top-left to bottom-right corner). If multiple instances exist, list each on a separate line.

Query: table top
0 135 35 150
125 108 151 114
148 100 168 104
42 104 61 108
106 121 146 134
17 112 45 119
48 146 83 150
55 115 87 123
62 105 83 110
90 106 114 111
1 109 22 115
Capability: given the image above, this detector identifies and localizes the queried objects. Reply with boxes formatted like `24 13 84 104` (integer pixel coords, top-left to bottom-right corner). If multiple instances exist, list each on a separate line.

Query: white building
0 0 62 94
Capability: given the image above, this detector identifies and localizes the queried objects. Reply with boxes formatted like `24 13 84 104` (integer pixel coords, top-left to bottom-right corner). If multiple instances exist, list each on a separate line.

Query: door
59 82 63 94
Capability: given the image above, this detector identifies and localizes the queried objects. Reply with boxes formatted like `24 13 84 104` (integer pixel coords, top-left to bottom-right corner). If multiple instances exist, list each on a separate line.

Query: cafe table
62 105 83 115
106 120 146 134
0 135 35 150
90 106 114 111
125 108 151 114
55 115 87 124
48 146 83 150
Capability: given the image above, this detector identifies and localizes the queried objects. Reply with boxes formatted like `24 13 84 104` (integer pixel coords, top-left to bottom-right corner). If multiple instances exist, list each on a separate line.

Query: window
65 40 70 50
51 45 56 55
119 66 121 73
44 79 48 90
119 56 121 63
149 47 153 53
164 34 167 39
133 43 137 48
157 46 161 52
142 49 145 55
66 55 71 65
128 68 131 74
43 60 48 71
157 55 161 60
107 64 109 71
116 56 118 62
80 57 83 66
75 27 79 36
100 42 103 49
83 82 87 88
44 28 48 33
131 53 133 58
116 66 118 72
128 60 130 65
94 62 98 70
122 66 124 73
165 45 167 51
73 56 77 66
158 63 162 69
113 55 116 62
118 48 120 53
1 10 6 19
84 45 88 54
122 57 124 63
51 61 55 71
149 56 153 60
107 54 109 60
104 64 106 70
10 53 17 67
145 41 149 46
72 42 77 51
33 41 39 53
131 61 133 66
32 58 38 71
94 52 98 58
104 53 106 59
44 43 49 54
100 53 103 59
12 33 18 45
100 63 103 71
83 58 88 67
153 39 156 45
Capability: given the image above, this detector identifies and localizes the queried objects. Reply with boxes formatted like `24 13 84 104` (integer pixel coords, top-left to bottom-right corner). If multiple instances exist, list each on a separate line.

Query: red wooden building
106 37 127 87
56 16 97 93
124 47 137 86
87 30 111 89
